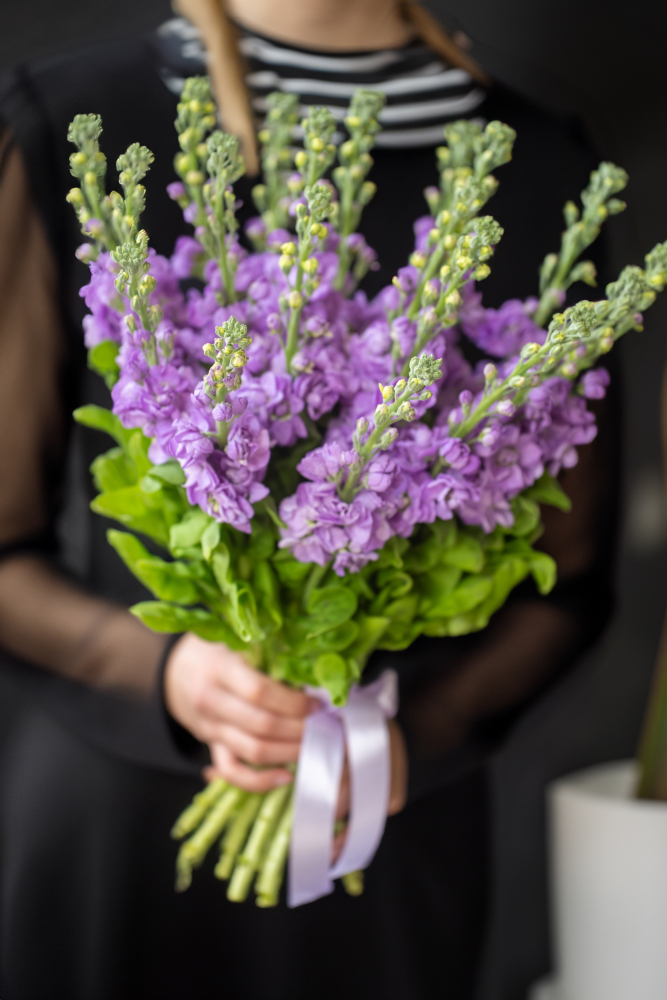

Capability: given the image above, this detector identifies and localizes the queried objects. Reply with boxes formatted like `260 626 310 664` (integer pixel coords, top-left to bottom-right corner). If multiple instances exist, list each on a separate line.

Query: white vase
539 760 667 1000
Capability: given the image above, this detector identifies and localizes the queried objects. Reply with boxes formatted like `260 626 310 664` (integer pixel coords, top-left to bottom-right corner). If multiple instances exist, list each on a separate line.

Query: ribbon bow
288 668 398 908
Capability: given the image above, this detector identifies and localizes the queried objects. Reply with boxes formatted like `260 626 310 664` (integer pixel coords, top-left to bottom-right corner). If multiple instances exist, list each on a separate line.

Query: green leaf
523 471 572 512
313 652 352 706
402 538 442 574
271 550 312 588
201 521 221 561
107 529 151 568
87 339 120 388
73 404 132 448
424 574 493 618
148 460 186 485
441 532 485 573
368 570 413 615
130 601 247 647
253 560 283 632
108 529 200 604
311 620 359 653
126 430 152 477
432 517 458 548
346 615 390 671
169 509 213 555
509 496 541 536
375 535 409 570
305 585 358 638
90 447 138 491
211 547 263 642
91 488 169 545
417 565 461 616
247 523 276 560
134 558 200 604
526 550 557 595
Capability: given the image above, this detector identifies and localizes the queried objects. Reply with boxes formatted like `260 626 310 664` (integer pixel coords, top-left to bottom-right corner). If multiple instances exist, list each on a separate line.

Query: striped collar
153 17 487 148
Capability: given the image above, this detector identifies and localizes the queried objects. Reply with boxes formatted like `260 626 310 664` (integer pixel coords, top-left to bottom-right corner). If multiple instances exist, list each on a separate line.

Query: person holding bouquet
0 1 618 997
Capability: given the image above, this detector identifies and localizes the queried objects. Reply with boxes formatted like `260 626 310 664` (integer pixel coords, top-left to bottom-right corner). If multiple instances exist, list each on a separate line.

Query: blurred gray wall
1 2 666 998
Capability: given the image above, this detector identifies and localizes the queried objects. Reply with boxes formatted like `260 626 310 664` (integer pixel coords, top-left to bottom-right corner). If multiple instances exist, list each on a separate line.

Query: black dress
0 29 616 1000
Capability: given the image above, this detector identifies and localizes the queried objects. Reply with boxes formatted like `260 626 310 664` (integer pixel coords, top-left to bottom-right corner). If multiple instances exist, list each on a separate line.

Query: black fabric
1 710 489 1000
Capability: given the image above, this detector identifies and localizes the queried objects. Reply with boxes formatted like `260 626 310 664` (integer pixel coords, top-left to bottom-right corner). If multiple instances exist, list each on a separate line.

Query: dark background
1 2 666 998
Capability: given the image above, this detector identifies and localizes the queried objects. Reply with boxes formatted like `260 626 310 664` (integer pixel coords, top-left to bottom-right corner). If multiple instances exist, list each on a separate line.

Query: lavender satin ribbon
288 669 398 908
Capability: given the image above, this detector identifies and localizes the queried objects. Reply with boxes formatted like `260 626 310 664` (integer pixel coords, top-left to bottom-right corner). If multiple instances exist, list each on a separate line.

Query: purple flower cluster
80 205 606 568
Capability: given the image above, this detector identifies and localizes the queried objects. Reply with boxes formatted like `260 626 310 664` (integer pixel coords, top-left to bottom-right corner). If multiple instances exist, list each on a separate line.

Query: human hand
164 633 316 792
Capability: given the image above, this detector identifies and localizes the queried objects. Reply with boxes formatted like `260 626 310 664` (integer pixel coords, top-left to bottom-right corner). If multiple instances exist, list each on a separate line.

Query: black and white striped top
154 17 487 148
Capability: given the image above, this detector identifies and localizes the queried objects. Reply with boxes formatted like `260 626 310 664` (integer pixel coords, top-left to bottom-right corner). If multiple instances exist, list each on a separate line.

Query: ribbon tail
329 694 391 879
288 710 345 907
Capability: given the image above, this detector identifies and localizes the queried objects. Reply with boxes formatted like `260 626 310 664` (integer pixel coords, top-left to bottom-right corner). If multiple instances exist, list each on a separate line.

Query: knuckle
245 676 265 705
243 739 267 765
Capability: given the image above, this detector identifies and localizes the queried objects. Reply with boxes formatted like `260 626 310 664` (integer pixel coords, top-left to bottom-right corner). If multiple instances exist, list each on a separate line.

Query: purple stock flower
80 171 607 564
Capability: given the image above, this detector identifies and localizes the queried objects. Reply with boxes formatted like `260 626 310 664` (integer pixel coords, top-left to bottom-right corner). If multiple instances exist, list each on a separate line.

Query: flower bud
310 137 324 152
410 251 428 269
445 290 461 308
374 403 390 422
423 280 439 303
508 376 525 388
294 150 308 169
84 171 97 187
381 385 394 401
475 264 491 281
456 255 473 271
356 417 369 435
394 379 407 393
66 187 84 206
379 427 399 448
438 210 451 226
497 399 515 417
186 170 204 186
279 255 293 272
287 290 303 309
483 363 497 381
124 314 137 333
231 350 248 368
302 257 319 275
281 242 296 255
561 362 577 377
443 234 457 250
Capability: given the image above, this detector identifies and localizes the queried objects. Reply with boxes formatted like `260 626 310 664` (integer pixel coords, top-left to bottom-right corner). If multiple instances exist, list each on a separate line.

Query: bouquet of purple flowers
66 78 667 907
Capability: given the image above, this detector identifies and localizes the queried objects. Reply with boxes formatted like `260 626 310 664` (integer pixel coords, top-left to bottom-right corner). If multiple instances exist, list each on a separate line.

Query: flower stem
227 783 292 902
214 792 263 880
255 794 294 907
342 870 364 896
171 777 227 839
175 786 245 892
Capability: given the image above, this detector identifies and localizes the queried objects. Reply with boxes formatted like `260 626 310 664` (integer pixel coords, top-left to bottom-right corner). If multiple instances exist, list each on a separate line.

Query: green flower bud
381 385 394 401
66 187 84 206
231 350 248 368
288 290 303 309
394 379 407 393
